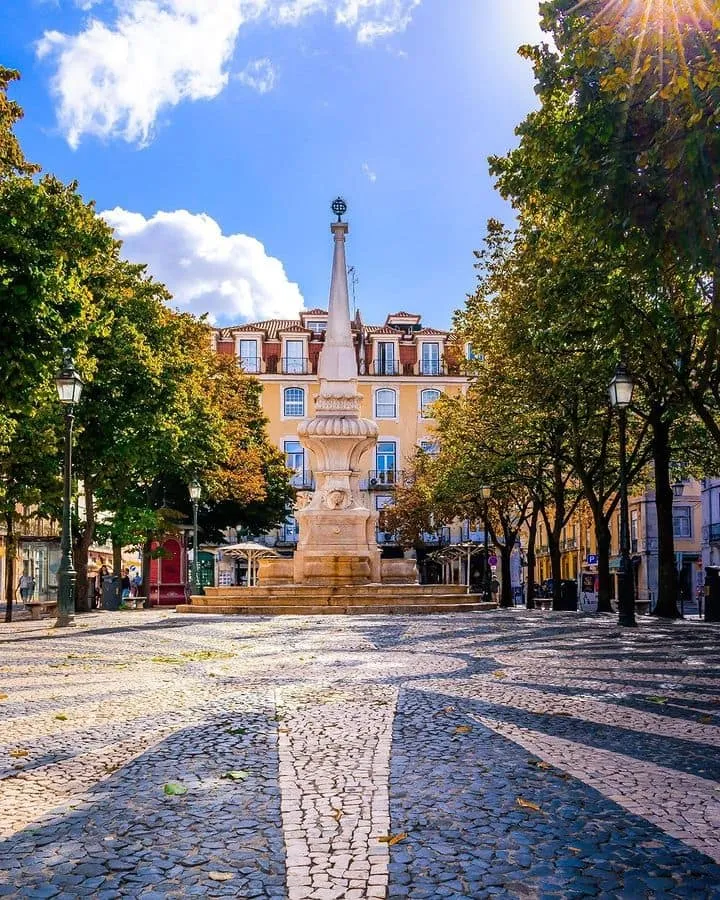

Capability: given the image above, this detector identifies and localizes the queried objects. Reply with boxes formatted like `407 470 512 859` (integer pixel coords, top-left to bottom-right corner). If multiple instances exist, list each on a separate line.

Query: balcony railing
461 523 487 543
281 357 312 375
370 361 400 376
418 362 446 377
377 529 400 545
420 527 451 546
289 470 315 490
560 538 578 551
365 470 405 489
238 356 262 374
537 544 550 556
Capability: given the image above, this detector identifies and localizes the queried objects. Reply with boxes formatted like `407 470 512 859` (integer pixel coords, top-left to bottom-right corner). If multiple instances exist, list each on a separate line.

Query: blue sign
587 554 598 566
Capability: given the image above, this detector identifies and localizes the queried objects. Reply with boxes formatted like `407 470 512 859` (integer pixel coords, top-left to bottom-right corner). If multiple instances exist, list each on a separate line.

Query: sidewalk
1 609 719 898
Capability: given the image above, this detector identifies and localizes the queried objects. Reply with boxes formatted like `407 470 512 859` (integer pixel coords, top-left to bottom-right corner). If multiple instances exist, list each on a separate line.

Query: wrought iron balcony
370 361 400 376
281 357 312 375
365 470 405 489
376 529 400 545
420 527 451 546
289 470 315 490
560 538 578 551
238 356 262 374
418 362 447 377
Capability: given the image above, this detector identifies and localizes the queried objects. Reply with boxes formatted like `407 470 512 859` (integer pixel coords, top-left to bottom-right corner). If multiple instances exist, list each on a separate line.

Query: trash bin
556 579 578 612
704 567 720 623
101 575 122 611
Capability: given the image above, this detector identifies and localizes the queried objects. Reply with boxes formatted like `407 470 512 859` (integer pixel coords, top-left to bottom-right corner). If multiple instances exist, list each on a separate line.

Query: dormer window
307 321 326 333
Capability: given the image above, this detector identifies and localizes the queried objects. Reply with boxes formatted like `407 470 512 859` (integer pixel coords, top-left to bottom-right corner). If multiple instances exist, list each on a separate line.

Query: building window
420 342 441 375
419 439 440 456
284 440 304 474
376 342 396 375
376 442 397 477
465 343 484 362
239 339 260 373
281 516 298 543
283 387 305 418
375 388 397 418
420 389 441 418
673 506 692 538
306 321 325 333
284 339 306 374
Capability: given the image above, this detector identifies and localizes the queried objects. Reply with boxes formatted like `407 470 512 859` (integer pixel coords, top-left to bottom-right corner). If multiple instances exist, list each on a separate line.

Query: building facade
212 308 482 576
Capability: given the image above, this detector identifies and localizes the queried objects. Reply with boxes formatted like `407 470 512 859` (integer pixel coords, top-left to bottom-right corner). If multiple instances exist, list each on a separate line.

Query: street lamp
54 351 83 628
672 479 685 498
609 363 637 627
481 485 492 604
189 479 203 596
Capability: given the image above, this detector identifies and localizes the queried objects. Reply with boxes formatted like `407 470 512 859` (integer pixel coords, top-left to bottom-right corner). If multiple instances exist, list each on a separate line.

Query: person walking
120 569 131 601
18 572 35 605
96 565 110 609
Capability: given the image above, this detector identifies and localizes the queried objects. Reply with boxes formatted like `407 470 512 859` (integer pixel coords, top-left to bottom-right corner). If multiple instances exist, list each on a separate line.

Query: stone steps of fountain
176 587 496 616
176 600 495 616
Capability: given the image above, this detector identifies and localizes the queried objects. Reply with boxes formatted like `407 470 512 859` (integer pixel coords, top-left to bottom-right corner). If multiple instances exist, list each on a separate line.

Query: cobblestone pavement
1 609 720 899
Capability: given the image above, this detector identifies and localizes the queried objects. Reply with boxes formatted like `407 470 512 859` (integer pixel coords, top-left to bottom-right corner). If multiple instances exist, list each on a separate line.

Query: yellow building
213 308 471 563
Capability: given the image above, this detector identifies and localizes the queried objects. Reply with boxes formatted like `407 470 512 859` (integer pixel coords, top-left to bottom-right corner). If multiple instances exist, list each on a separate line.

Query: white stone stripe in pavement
473 714 720 863
276 683 397 900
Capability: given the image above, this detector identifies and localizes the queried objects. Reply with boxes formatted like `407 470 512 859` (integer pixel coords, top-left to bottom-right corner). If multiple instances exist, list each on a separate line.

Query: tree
0 67 38 180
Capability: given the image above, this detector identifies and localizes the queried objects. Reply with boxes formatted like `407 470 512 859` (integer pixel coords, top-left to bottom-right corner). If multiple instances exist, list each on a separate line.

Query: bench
26 601 58 621
126 596 148 610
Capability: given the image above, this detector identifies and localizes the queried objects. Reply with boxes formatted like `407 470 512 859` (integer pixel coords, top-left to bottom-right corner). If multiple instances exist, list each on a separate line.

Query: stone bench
26 601 58 621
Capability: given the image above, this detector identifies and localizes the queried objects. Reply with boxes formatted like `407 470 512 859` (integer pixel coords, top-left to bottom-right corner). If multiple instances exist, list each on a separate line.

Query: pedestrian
18 572 35 604
491 577 500 604
132 571 142 597
120 568 131 601
96 565 110 609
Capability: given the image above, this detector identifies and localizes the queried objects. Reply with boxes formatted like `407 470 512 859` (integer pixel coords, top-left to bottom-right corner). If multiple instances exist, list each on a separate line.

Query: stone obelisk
293 199 382 584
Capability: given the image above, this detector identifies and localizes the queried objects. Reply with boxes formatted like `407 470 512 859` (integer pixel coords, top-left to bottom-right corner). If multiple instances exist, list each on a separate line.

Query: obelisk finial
331 196 347 223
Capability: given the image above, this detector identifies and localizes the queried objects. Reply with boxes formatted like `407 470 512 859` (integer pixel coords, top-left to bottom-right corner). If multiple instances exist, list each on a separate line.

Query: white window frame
283 387 305 418
673 505 692 538
238 339 260 373
420 388 441 418
420 341 441 376
374 388 397 419
419 439 440 456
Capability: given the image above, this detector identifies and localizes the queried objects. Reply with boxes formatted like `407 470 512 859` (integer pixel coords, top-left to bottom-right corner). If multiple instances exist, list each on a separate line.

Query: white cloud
236 57 278 94
36 0 421 147
361 162 377 182
101 207 305 324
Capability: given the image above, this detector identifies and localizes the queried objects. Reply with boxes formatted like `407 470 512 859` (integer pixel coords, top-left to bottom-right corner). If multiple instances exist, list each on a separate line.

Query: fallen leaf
516 797 541 812
163 782 188 796
699 715 714 724
433 705 456 716
54 713 68 721
568 846 581 853
222 771 249 781
492 671 507 679
0 693 8 701
331 807 343 822
208 872 234 882
9 749 28 758
278 728 290 734
454 725 473 735
225 726 247 736
528 760 551 770
378 833 408 845
646 696 668 705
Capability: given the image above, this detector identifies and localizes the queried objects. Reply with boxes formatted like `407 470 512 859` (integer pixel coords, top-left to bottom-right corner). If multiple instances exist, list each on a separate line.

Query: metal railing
420 527 451 545
365 470 405 488
370 361 400 376
418 362 446 376
281 357 312 375
376 530 400 544
560 538 578 551
289 470 315 490
238 356 262 374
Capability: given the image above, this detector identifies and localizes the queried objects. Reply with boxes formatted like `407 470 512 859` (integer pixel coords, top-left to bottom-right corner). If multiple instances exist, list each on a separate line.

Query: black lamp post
609 363 637 628
481 484 492 604
189 480 203 596
54 351 83 628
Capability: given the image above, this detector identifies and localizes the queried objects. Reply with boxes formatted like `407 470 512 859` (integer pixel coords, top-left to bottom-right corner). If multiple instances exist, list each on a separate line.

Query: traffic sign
489 555 498 568
587 554 598 566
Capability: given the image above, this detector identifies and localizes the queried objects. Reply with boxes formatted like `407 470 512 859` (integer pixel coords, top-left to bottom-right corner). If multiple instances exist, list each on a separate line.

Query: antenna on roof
347 265 359 318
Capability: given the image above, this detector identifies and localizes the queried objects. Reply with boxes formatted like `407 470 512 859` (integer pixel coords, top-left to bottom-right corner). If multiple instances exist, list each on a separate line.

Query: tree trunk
595 521 613 612
499 543 513 608
549 536 563 609
4 511 16 623
74 477 96 613
525 502 539 609
651 410 680 618
112 539 122 576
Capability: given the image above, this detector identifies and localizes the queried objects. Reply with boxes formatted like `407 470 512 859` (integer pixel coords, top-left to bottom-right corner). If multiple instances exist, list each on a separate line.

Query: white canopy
220 543 280 587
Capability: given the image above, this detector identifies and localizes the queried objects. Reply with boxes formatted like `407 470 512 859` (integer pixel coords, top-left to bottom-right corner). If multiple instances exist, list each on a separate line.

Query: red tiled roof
365 325 402 335
387 311 421 319
416 327 448 336
302 308 328 316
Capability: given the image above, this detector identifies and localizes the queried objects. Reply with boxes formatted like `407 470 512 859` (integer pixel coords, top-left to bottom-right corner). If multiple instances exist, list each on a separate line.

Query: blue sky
3 0 545 329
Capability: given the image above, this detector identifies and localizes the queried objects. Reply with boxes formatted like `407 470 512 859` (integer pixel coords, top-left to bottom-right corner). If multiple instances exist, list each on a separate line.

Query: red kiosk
149 536 188 606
